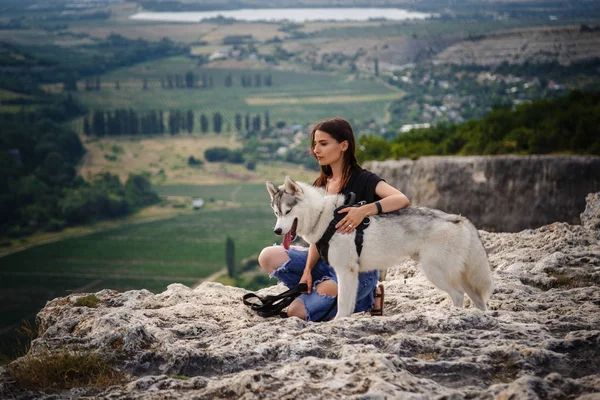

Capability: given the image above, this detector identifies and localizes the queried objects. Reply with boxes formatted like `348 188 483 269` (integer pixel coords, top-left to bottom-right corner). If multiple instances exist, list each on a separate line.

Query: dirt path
231 185 242 203
192 267 226 289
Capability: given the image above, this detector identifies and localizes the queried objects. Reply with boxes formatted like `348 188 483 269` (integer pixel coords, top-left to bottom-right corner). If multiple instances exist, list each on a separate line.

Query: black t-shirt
340 166 384 204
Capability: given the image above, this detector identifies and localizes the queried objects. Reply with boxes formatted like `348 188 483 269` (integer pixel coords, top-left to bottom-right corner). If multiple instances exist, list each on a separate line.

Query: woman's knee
316 280 338 297
258 246 289 274
286 299 306 320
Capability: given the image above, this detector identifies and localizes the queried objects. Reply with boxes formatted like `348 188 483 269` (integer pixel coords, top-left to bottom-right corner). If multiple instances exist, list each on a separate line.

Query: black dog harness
316 192 370 265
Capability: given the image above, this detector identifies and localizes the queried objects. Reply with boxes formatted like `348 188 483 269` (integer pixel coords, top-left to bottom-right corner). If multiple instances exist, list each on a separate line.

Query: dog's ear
284 176 303 197
266 181 279 200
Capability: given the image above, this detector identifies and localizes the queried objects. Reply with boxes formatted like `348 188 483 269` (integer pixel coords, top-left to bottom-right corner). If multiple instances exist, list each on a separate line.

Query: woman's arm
299 243 321 293
370 180 410 214
336 181 410 234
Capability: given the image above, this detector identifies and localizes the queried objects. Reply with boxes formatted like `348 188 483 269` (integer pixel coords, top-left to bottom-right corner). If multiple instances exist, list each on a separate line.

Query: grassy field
155 182 271 205
60 56 402 129
74 133 317 185
0 184 280 355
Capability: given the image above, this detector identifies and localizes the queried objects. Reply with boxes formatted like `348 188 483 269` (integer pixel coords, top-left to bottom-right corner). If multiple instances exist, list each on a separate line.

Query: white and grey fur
266 176 494 320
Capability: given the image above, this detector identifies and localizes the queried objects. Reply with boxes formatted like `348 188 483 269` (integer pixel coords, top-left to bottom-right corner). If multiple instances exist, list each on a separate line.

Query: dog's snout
274 228 282 235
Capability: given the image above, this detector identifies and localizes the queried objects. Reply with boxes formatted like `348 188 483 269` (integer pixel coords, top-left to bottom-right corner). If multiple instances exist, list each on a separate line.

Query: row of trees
58 34 187 90
357 90 600 162
65 72 274 91
83 110 271 136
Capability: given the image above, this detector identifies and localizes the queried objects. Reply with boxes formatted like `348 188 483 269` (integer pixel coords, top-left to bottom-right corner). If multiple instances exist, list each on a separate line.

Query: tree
185 71 195 88
168 111 177 135
129 109 139 135
264 74 272 86
83 116 91 136
213 112 222 133
200 114 209 133
226 235 236 278
225 74 233 87
254 74 262 87
264 110 270 129
63 74 78 91
252 114 261 132
244 113 250 132
92 110 105 136
125 173 160 208
158 110 165 134
234 113 242 131
186 110 194 133
374 58 379 76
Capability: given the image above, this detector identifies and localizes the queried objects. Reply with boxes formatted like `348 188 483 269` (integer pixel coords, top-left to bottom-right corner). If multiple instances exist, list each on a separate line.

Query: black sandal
371 283 384 316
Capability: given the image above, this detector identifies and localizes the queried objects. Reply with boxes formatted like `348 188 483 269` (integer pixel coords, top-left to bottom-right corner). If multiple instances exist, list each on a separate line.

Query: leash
243 283 309 318
243 283 337 322
244 192 369 322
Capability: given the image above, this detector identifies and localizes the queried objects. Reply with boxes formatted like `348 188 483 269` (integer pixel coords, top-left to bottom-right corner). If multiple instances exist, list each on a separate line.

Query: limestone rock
1 195 599 399
366 156 600 232
434 26 600 67
581 192 600 231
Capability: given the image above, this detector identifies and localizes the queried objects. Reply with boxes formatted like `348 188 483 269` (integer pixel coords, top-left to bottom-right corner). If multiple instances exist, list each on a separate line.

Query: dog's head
266 176 303 250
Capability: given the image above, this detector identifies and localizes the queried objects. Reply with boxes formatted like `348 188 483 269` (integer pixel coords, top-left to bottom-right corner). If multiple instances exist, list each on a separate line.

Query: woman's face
313 129 347 167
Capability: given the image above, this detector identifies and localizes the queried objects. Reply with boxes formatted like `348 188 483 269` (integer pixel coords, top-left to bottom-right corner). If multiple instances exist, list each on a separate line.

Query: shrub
187 156 203 166
245 159 256 171
8 350 127 391
74 294 102 308
204 147 230 162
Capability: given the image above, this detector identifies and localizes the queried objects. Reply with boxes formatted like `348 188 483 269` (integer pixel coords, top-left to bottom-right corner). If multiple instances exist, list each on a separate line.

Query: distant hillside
435 26 600 66
138 0 587 10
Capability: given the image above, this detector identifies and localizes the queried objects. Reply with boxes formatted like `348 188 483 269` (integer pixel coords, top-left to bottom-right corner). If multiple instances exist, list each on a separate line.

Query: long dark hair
310 117 358 190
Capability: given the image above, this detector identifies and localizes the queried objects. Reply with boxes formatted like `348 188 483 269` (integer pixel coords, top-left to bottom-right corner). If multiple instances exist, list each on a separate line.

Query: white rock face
366 156 600 232
434 26 600 66
2 195 599 399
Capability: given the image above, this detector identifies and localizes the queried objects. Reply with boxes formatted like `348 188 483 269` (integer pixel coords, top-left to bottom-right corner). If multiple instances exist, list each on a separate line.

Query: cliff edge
1 193 599 399
365 155 600 232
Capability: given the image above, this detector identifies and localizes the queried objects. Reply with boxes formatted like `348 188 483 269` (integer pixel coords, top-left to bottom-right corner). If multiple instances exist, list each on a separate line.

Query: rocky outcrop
1 194 599 399
365 155 600 232
434 26 600 66
581 192 600 231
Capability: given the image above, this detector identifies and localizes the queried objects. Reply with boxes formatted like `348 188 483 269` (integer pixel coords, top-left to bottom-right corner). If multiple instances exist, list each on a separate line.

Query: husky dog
266 176 494 319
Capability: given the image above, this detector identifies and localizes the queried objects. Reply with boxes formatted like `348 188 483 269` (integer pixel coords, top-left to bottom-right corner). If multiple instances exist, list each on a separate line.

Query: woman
258 117 410 321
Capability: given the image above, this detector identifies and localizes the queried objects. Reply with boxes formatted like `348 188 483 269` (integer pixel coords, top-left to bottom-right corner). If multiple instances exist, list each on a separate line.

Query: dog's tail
463 222 494 310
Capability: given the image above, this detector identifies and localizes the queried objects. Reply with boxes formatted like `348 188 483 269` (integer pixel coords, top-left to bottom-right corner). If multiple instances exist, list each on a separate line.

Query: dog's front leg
333 265 359 319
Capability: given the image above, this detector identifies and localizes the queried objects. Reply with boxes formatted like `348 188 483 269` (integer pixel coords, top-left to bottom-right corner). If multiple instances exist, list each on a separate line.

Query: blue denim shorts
269 246 379 322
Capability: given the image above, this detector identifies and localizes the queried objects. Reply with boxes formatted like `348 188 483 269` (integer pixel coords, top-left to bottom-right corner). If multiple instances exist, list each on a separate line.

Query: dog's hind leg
463 284 487 311
333 265 359 319
420 259 465 308
448 288 465 308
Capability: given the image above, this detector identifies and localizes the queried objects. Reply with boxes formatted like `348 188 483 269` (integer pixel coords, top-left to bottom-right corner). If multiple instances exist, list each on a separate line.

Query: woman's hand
335 206 369 234
300 269 313 293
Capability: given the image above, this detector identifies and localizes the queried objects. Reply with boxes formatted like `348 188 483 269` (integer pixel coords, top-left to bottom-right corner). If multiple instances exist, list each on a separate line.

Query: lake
129 8 432 23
